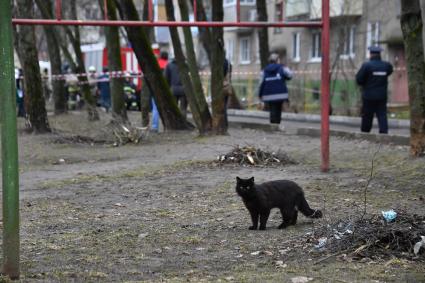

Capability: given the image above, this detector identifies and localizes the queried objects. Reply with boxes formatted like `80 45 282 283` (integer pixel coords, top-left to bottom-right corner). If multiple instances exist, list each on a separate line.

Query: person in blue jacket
356 46 393 134
258 53 293 130
97 66 111 112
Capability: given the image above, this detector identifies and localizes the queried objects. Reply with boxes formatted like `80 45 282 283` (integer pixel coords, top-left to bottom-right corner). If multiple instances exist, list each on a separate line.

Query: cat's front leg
259 210 270 230
249 210 259 230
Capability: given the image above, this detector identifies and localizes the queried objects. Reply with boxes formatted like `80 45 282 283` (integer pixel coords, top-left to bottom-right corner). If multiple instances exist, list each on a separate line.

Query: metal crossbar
12 19 323 28
13 0 322 28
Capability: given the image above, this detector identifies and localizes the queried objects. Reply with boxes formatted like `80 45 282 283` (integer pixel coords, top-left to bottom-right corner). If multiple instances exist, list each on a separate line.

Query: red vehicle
82 43 163 91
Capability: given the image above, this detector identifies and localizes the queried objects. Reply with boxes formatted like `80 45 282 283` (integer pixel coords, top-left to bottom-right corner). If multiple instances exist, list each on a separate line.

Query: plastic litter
413 236 425 255
381 209 397 222
314 237 327 249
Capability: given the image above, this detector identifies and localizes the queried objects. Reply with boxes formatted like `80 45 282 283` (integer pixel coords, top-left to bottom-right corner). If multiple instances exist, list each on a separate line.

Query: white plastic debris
413 236 425 255
247 153 255 164
314 237 327 249
138 233 149 239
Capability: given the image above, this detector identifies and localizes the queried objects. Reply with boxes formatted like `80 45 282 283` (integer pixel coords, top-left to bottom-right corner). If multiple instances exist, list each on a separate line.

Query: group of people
87 66 112 112
258 46 393 134
16 46 393 135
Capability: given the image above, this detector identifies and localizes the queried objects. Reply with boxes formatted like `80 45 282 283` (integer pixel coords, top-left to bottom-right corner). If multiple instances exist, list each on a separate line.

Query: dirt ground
1 111 425 282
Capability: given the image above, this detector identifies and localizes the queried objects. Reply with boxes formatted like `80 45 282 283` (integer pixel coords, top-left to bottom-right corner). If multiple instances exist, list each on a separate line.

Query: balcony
310 0 363 19
285 0 363 20
223 6 257 33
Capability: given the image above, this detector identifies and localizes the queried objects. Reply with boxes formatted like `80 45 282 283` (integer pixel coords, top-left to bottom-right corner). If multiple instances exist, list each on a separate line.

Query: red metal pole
55 0 62 21
103 0 108 21
148 0 153 22
321 0 330 172
236 0 241 22
11 19 323 28
193 0 197 22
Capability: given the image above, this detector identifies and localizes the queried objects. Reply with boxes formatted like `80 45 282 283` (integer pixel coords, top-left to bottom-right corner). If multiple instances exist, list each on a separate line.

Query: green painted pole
0 0 20 280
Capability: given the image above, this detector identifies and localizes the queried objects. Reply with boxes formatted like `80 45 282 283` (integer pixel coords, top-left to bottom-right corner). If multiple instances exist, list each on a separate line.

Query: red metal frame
103 0 108 21
11 0 331 172
55 0 62 21
320 0 330 172
193 0 197 22
12 19 322 28
148 0 153 22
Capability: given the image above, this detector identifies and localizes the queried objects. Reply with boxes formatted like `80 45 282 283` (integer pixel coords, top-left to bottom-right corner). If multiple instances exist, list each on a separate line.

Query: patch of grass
182 236 203 245
39 174 110 189
216 181 233 194
38 159 212 190
153 209 174 218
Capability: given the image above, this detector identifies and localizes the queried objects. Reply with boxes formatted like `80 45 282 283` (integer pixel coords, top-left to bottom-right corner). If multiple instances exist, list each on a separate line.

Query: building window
224 0 255 7
274 2 283 34
311 31 321 61
254 32 262 63
225 39 235 64
239 37 251 64
366 22 380 56
340 25 356 58
292 32 301 62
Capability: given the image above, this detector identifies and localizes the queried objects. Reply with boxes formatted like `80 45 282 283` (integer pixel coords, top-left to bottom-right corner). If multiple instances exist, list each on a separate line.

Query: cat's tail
297 193 322 218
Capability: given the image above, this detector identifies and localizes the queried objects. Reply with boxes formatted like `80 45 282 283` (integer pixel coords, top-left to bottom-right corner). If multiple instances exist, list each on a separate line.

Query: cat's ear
236 176 241 182
250 176 255 182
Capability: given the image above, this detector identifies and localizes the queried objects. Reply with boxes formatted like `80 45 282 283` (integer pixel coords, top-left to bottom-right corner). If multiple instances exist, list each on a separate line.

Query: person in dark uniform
258 53 293 131
164 58 187 118
356 46 393 134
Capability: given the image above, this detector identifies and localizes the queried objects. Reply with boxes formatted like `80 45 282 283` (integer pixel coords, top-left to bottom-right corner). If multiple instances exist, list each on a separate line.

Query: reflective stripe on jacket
356 57 393 101
259 63 293 102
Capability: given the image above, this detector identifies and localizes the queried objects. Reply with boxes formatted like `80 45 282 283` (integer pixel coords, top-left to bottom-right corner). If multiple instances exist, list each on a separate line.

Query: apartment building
221 0 408 114
72 0 407 114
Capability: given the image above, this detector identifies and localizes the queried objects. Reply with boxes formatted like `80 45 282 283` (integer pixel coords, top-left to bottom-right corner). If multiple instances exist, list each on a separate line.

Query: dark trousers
17 99 25 117
175 95 188 118
268 101 283 124
361 99 388 134
224 95 229 128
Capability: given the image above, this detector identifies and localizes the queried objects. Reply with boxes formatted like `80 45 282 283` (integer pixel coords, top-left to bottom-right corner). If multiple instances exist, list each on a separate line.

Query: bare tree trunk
34 0 79 89
35 0 67 114
210 0 226 134
44 28 67 115
14 0 50 133
140 0 154 127
116 0 192 130
63 1 99 121
178 0 212 132
256 0 270 69
401 0 425 156
191 0 212 62
165 0 206 134
101 0 127 121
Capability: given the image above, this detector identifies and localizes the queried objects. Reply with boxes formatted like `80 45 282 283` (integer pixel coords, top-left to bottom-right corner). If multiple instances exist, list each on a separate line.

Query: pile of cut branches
216 145 296 167
310 211 425 261
106 120 148 146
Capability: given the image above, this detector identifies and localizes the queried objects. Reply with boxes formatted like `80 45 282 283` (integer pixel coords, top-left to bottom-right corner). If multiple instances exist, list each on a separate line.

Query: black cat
235 177 322 230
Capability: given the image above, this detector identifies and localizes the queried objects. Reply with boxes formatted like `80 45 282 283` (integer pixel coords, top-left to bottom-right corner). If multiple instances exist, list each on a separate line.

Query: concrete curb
296 128 410 146
227 109 410 129
228 120 278 132
229 120 409 146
